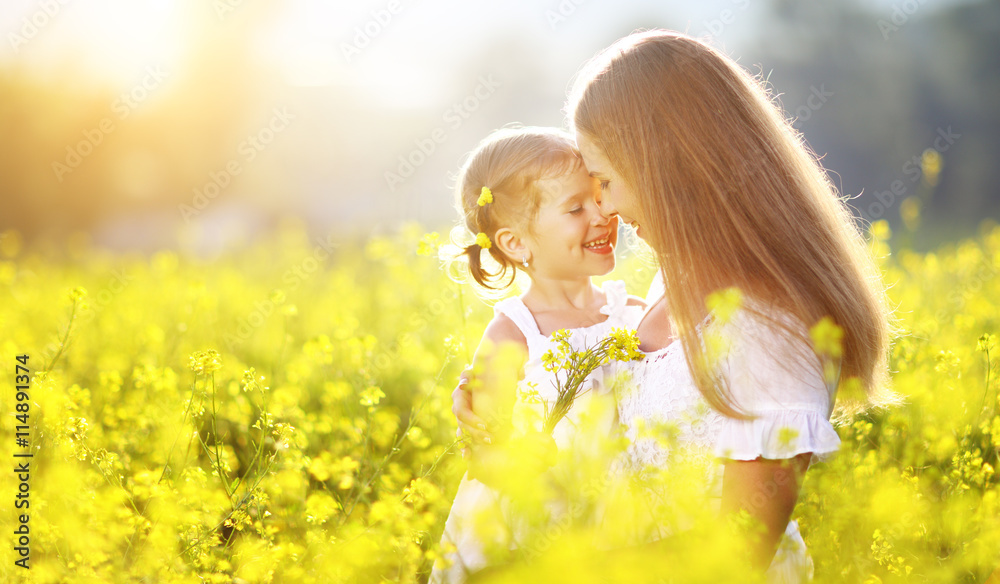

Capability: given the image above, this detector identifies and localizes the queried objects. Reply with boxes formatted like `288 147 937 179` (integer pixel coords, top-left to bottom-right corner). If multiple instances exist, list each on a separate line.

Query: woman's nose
598 197 617 218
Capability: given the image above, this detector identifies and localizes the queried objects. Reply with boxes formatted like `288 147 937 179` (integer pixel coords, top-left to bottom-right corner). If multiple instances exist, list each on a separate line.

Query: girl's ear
494 227 530 264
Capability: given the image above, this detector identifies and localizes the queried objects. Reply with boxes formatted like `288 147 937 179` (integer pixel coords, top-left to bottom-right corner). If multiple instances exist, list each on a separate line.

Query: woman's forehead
535 167 597 204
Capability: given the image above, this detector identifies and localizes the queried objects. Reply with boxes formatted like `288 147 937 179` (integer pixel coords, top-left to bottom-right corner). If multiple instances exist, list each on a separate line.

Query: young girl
429 126 645 584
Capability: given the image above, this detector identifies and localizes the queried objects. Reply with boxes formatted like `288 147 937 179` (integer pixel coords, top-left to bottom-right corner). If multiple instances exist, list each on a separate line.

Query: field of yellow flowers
0 219 998 583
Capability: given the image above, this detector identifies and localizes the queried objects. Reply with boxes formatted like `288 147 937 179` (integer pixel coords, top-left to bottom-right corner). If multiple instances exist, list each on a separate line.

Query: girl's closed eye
569 206 584 215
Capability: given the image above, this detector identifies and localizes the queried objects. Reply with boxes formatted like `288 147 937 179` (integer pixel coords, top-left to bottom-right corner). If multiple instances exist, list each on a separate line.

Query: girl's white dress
430 280 644 584
614 273 842 583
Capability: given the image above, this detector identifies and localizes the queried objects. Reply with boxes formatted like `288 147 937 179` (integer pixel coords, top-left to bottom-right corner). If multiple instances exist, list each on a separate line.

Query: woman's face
575 133 645 239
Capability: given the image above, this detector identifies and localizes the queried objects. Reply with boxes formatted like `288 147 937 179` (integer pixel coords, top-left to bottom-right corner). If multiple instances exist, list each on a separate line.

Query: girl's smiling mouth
583 234 613 254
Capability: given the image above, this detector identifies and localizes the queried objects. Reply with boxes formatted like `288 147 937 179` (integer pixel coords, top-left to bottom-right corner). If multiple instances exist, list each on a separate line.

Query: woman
453 30 893 581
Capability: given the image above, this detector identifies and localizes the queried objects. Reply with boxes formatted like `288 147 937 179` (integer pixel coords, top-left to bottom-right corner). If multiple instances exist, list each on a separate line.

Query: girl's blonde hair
454 126 583 290
568 30 894 417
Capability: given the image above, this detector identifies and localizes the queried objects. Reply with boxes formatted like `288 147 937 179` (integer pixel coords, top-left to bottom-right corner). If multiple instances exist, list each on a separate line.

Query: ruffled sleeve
714 409 841 462
712 306 841 462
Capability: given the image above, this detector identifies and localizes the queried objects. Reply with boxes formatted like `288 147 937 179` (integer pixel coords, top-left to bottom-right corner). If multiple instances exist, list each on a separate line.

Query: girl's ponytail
462 241 515 290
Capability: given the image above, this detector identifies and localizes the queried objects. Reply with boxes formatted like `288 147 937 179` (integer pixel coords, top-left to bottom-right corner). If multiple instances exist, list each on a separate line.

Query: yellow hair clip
477 186 493 206
475 232 491 249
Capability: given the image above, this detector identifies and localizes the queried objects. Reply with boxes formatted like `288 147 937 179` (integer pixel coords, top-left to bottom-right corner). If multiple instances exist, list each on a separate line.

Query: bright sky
0 0 974 247
0 0 771 102
0 0 968 102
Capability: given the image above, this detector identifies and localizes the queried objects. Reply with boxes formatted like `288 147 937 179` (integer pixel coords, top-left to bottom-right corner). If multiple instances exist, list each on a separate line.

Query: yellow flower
305 492 340 525
188 349 222 375
68 286 88 303
416 231 440 256
777 426 800 450
900 197 921 231
810 316 844 359
541 349 558 372
921 148 942 186
550 329 572 344
241 367 266 393
475 232 491 249
870 219 891 241
609 327 644 361
359 385 385 407
477 186 493 206
706 286 743 324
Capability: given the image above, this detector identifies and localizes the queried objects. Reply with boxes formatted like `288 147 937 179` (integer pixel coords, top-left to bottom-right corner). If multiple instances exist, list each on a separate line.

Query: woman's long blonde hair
569 30 894 418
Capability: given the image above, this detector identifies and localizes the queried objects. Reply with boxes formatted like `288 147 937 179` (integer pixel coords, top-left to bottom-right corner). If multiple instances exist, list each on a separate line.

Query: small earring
522 256 529 268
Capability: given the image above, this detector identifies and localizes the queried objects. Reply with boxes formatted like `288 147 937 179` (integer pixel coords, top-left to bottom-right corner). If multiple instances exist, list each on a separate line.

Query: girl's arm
461 314 528 482
467 314 527 436
452 316 526 443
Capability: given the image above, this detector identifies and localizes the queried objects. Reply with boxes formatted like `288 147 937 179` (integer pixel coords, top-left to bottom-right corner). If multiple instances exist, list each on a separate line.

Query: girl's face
522 165 619 279
575 133 644 239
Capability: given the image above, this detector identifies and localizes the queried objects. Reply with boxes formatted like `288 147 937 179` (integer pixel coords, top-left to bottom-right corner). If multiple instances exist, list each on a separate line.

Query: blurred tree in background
750 0 1000 249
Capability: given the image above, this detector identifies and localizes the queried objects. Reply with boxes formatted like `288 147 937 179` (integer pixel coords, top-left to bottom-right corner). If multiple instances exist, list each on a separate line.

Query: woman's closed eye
569 206 584 215
599 180 610 191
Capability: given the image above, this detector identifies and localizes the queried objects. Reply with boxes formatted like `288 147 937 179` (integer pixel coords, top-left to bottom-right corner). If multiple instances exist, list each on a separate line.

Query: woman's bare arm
720 453 811 569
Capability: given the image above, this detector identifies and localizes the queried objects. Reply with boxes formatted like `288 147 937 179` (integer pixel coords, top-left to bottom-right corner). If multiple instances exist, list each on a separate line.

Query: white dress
614 273 842 583
430 280 645 584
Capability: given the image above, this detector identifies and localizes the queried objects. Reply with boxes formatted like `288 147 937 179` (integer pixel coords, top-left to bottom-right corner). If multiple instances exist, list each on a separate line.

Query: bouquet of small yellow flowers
533 327 645 434
472 327 644 488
